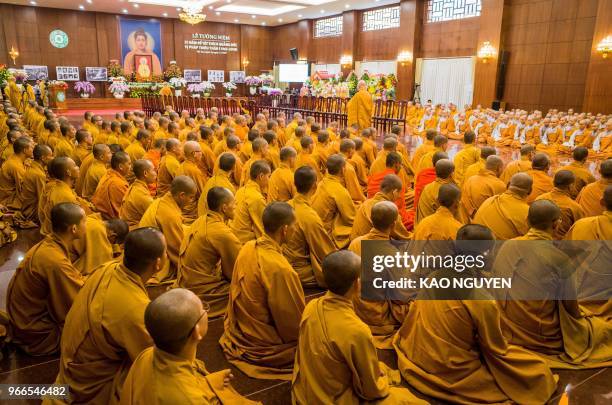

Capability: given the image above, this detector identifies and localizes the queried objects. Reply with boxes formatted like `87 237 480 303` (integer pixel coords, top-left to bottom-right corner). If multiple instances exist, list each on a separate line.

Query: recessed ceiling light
234 19 239 22
176 7 181 11
261 22 266 25
226 0 231 3
122 8 128 13
320 9 325 13
86 0 92 3
209 5 213 9
162 12 168 17
278 18 283 22
29 0 36 4
78 5 84 10
251 15 256 19
133 3 139 8
345 4 350 8
297 14 302 18
215 11 220 15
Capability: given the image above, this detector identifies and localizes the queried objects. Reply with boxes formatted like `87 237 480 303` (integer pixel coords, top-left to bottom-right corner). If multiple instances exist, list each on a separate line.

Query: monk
242 138 270 186
394 224 558 404
311 154 356 249
54 122 76 159
119 159 156 229
416 134 448 173
81 144 112 199
293 250 426 404
495 200 612 369
339 139 366 204
566 185 612 241
6 203 86 355
0 136 33 209
13 144 53 228
463 146 497 183
177 187 242 319
414 184 463 240
230 160 270 244
38 157 92 236
536 170 585 239
416 159 456 224
91 151 131 219
268 146 297 202
500 144 534 184
473 173 532 240
296 136 322 180
176 141 207 221
413 151 448 211
72 129 92 167
347 80 373 130
411 129 436 168
220 202 305 380
198 152 236 215
352 174 411 240
559 146 596 198
120 288 258 404
214 135 243 188
453 131 480 185
124 129 151 162
526 153 554 204
139 176 196 284
460 155 506 221
52 228 166 404
576 159 611 217
157 138 181 196
358 128 376 169
285 166 336 287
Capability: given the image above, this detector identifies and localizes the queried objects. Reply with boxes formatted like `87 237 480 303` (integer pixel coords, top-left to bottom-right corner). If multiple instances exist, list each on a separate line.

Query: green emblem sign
49 30 69 48
56 91 66 102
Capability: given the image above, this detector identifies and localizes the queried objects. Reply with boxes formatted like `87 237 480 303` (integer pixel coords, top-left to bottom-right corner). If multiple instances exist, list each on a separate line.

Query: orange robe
453 145 480 185
557 161 595 198
91 170 129 219
176 160 207 221
268 163 296 202
536 188 585 239
156 154 181 196
81 160 108 200
38 179 92 236
13 160 46 226
230 180 267 244
72 213 114 275
414 206 462 240
311 174 356 249
347 89 373 130
0 154 26 209
500 158 531 184
350 192 412 241
473 190 529 240
460 169 506 221
576 179 610 217
119 180 154 230
525 169 554 204
367 168 413 230
197 170 235 216
416 177 454 224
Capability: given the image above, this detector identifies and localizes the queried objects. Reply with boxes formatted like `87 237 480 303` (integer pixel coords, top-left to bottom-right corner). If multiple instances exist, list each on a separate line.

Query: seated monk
311 154 356 249
6 203 86 356
416 159 456 224
536 117 563 155
52 228 165 404
285 166 336 287
176 187 242 319
566 185 612 241
73 214 128 276
124 129 151 162
495 200 612 369
296 136 322 180
526 153 554 204
220 202 305 380
414 184 463 240
558 147 596 199
241 138 271 186
157 138 181 196
463 146 497 183
411 129 436 168
416 134 448 173
536 170 585 239
0 136 33 210
120 289 259 404
38 157 93 236
453 131 480 185
13 144 53 228
268 146 297 202
349 137 369 190
413 151 449 212
394 224 558 404
339 139 366 204
176 141 207 222
500 144 534 184
292 250 426 404
199 152 237 215
91 151 131 220
81 144 112 200
352 174 411 240
459 155 506 222
473 173 532 240
577 159 611 217
559 119 591 154
592 119 611 158
349 202 413 349
230 160 270 244
119 159 156 230
213 135 243 189
139 176 197 284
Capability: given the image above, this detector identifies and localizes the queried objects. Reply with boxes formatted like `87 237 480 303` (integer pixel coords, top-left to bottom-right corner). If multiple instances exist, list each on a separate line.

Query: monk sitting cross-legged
453 131 480 185
500 144 534 184
119 159 157 230
80 144 112 200
566 185 612 241
536 170 585 239
13 144 53 228
157 138 181 196
268 146 297 202
526 153 554 204
0 136 33 210
394 224 558 404
576 158 611 217
91 151 131 220
230 160 270 244
176 141 208 222
459 155 506 222
414 184 463 240
557 146 596 198
198 152 236 216
73 215 128 276
416 134 448 173
6 203 86 356
463 146 497 183
413 151 448 213
292 250 427 405
220 202 305 380
416 158 456 224
176 187 242 319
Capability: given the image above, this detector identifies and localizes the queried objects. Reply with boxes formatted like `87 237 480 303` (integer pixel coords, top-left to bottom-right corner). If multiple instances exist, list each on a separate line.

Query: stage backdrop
120 18 163 78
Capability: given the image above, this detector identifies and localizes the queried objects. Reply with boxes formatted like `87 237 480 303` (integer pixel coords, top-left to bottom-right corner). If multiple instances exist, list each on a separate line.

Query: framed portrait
24 65 49 80
184 69 202 83
85 67 108 82
229 71 246 83
133 55 154 80
120 18 163 77
56 66 80 81
208 70 224 83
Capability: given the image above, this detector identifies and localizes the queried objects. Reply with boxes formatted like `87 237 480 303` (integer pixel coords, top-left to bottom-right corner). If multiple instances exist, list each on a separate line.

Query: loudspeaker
495 50 509 101
290 48 298 61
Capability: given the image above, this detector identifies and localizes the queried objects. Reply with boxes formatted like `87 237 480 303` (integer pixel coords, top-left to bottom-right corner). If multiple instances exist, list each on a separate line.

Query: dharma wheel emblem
50 30 69 49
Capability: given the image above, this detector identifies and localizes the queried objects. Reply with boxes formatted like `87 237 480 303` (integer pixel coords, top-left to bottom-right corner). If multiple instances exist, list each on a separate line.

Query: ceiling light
261 22 266 25
133 3 139 7
251 15 256 19
122 9 129 13
179 2 207 25
162 12 168 17
298 14 302 17
29 0 36 4
278 18 283 22
320 9 325 13
345 4 350 8
234 19 239 22
209 5 213 9
86 0 92 3
215 11 220 15
176 7 181 11
79 5 85 10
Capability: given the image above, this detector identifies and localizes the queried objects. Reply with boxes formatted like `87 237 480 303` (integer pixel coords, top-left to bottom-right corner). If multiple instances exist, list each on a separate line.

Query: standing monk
220 202 305 380
347 80 373 130
91 151 131 219
119 159 156 230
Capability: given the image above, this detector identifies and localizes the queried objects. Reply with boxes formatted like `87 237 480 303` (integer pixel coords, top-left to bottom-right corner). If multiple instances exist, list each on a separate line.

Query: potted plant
0 64 12 90
201 81 215 97
245 76 262 95
222 81 237 97
109 79 129 99
107 60 125 80
187 82 205 98
169 77 187 96
259 73 274 87
74 81 95 98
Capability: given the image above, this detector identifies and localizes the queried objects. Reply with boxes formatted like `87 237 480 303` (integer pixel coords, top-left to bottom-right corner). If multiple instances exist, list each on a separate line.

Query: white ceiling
7 0 400 26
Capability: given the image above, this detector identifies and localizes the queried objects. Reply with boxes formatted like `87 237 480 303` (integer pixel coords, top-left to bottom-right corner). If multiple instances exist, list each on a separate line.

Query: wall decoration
184 69 202 83
207 70 225 83
120 18 163 76
229 71 246 84
56 66 80 81
23 65 49 80
49 29 69 48
85 67 108 82
184 33 238 55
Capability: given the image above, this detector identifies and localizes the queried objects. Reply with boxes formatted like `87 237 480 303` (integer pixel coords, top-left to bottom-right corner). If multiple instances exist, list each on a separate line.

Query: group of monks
0 82 611 404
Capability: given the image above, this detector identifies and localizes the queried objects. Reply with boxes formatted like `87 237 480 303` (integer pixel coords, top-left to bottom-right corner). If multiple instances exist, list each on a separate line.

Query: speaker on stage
290 48 298 61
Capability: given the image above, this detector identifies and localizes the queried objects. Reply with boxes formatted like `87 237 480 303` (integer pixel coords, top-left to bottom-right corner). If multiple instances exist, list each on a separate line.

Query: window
362 6 400 31
427 0 482 23
314 16 343 38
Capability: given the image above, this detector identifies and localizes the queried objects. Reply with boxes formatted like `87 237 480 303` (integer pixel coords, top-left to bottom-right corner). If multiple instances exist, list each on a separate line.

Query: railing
142 95 408 132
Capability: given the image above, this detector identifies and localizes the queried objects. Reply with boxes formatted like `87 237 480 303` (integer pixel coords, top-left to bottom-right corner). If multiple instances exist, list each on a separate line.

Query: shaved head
294 166 317 194
532 153 550 171
323 250 361 296
93 144 110 159
133 159 154 179
509 172 533 197
170 175 197 196
51 202 85 233
433 135 448 148
183 141 201 157
435 159 454 179
382 137 398 151
520 144 535 156
604 185 612 211
553 170 575 189
528 199 561 230
105 219 129 245
207 187 234 212
326 154 346 176
601 159 612 179
432 151 449 167
380 174 403 193
485 155 504 172
437 183 461 208
371 201 398 231
480 146 497 159
262 202 295 234
123 227 166 275
218 153 236 172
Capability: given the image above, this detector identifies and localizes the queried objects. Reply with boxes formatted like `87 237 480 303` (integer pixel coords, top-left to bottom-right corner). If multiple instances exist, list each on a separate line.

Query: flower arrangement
245 76 262 87
13 71 28 84
74 81 95 96
109 81 129 94
267 88 283 96
169 77 187 89
223 81 237 95
107 60 125 79
301 71 396 100
48 80 68 90
0 64 11 87
259 73 274 87
164 62 183 80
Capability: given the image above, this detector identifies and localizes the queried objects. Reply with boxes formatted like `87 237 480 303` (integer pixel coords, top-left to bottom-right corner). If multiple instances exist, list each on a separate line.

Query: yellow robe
536 188 585 239
0 154 26 209
119 180 154 230
500 157 531 184
346 89 373 130
53 261 153 405
557 161 596 198
54 137 76 159
124 142 147 162
38 179 92 236
268 163 296 202
473 190 529 240
14 160 47 226
453 145 480 185
414 206 462 240
82 160 108 200
220 235 305 380
157 154 181 197
411 141 433 168
350 192 412 240
73 213 114 276
566 211 612 241
293 292 426 405
460 169 506 221
176 211 242 319
576 179 610 217
284 194 336 287
6 235 84 355
415 177 453 224
176 160 207 221
311 174 356 249
462 159 485 183
197 170 235 217
526 169 554 204
230 180 267 244
91 169 129 219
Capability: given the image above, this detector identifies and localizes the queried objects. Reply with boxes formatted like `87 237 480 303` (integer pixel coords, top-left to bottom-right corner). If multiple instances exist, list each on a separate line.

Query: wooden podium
48 87 68 110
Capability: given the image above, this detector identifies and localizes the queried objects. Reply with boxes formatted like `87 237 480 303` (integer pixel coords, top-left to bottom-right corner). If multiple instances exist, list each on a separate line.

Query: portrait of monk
123 28 162 76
